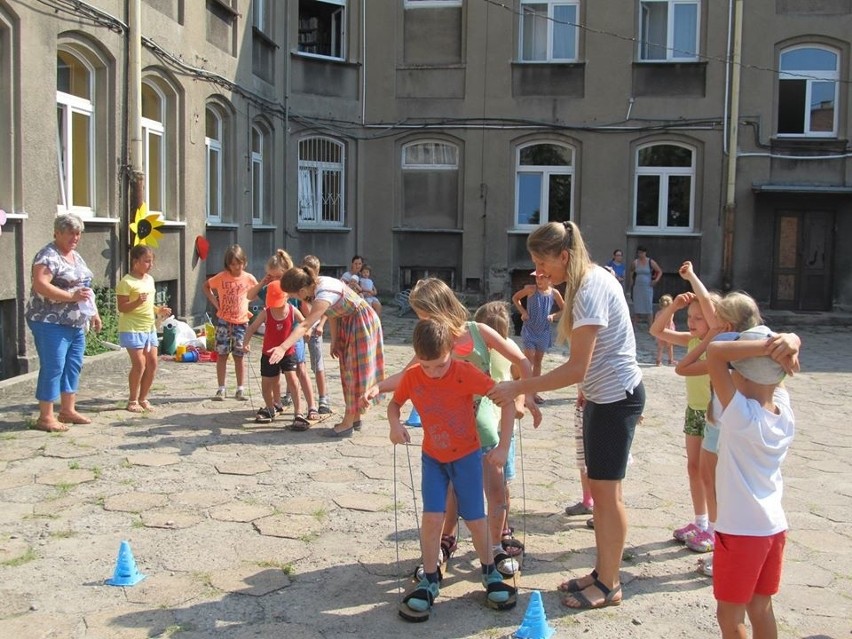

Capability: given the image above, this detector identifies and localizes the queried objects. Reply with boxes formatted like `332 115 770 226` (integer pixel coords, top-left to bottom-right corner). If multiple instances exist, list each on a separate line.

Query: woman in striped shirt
488 220 644 611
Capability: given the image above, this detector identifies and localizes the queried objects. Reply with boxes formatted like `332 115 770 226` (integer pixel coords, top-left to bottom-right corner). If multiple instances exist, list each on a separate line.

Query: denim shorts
294 337 306 364
119 330 158 351
481 434 516 482
702 421 720 454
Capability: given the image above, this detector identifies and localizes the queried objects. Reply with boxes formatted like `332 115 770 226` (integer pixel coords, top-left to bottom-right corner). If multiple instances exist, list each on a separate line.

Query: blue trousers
27 319 86 402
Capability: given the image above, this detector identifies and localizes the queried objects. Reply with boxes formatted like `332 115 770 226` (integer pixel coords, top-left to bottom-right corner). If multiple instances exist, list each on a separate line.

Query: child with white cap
705 325 800 639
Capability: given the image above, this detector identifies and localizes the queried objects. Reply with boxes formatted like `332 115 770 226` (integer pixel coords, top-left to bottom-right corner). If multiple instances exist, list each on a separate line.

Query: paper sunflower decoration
130 203 164 247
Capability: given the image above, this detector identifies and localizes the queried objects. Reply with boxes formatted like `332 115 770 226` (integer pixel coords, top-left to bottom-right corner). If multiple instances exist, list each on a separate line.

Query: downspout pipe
128 0 144 240
722 0 743 291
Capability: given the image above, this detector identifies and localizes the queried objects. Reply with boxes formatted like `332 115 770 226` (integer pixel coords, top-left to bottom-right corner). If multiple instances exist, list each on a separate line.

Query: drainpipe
128 0 144 244
283 0 290 247
721 0 743 291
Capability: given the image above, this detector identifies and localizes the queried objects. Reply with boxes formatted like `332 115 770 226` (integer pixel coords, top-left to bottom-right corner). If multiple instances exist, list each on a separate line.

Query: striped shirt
573 266 642 404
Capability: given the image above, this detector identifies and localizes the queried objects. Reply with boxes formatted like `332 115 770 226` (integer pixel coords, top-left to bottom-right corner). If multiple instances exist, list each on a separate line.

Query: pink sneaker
673 522 701 543
686 529 715 553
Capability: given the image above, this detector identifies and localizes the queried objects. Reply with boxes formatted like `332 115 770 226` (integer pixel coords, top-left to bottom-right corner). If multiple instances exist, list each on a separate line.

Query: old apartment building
0 0 850 379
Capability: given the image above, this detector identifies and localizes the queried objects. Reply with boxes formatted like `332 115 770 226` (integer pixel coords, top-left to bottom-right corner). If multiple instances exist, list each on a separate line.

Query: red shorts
713 530 786 604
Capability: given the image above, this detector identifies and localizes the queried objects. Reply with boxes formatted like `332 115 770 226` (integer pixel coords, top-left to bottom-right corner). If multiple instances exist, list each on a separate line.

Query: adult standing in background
488 221 644 610
628 246 662 326
605 249 626 287
26 213 102 432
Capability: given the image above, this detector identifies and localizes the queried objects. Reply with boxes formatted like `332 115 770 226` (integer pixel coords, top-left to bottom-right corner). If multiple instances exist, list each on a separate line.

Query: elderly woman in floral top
26 213 102 432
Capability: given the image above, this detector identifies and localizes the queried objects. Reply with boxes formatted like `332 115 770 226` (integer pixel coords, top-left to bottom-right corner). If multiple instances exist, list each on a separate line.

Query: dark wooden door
772 210 834 311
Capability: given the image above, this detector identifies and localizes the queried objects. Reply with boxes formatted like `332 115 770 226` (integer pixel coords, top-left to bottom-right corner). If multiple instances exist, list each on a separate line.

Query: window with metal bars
298 136 345 226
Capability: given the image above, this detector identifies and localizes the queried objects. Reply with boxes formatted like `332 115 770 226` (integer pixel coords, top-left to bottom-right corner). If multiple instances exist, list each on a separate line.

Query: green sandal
399 578 439 622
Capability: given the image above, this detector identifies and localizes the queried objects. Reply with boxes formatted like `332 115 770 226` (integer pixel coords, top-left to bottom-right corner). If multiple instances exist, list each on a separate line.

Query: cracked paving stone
35 469 96 486
209 502 274 523
124 573 208 607
207 566 291 596
103 492 169 513
333 493 393 512
141 510 203 529
214 460 271 475
125 453 181 467
252 513 323 539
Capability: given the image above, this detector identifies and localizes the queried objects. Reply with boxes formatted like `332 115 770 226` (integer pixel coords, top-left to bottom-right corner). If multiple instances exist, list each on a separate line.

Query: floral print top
25 243 94 328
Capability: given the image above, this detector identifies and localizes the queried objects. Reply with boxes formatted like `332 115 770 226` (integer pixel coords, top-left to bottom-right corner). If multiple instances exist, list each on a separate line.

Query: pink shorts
713 530 786 604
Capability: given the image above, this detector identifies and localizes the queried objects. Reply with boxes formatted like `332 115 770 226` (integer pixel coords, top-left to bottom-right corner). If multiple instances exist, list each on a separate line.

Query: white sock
218 385 226 392
237 386 244 392
707 521 715 534
695 514 709 530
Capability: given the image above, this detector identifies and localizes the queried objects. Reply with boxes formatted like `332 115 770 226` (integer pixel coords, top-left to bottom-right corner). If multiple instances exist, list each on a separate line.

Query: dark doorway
772 210 834 311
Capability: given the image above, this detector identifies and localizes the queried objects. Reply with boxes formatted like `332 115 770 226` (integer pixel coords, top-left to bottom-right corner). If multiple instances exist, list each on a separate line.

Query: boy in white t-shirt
706 326 800 639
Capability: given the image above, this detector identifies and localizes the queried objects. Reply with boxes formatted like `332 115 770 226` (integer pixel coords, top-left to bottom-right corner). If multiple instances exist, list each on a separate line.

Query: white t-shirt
572 266 642 404
359 277 376 295
716 388 794 536
314 276 347 306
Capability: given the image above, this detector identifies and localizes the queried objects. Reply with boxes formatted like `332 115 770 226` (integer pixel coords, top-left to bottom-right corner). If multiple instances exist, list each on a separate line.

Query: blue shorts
421 449 485 520
482 432 517 482
294 337 306 364
505 433 517 482
120 330 158 351
702 421 720 454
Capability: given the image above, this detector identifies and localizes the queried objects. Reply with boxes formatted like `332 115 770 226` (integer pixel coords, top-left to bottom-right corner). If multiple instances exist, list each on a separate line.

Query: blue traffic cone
105 540 146 586
404 406 421 427
514 590 555 639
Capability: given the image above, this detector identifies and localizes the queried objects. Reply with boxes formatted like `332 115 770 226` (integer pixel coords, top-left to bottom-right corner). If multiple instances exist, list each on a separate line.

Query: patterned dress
521 288 555 352
317 277 384 419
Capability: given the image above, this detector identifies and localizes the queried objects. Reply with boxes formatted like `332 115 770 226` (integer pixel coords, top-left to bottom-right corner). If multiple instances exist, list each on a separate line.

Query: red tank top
262 305 296 355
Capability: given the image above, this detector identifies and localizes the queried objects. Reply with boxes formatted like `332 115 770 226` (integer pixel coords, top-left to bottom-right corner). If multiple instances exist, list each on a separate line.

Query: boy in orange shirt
388 319 517 622
203 244 258 401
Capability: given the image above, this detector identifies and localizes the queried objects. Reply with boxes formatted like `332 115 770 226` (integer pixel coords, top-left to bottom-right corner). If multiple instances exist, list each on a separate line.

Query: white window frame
253 0 267 33
141 82 166 218
514 142 574 230
298 136 345 227
298 0 346 61
404 0 463 7
778 45 839 138
205 107 223 224
56 51 95 217
402 140 459 170
639 0 699 62
251 124 266 225
519 1 579 63
633 142 695 233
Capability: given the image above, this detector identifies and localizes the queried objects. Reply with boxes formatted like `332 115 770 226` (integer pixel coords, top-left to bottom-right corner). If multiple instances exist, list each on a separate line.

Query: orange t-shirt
393 359 494 463
207 270 258 325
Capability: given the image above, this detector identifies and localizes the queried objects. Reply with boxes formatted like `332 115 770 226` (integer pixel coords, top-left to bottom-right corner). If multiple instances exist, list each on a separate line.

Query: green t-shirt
684 336 711 410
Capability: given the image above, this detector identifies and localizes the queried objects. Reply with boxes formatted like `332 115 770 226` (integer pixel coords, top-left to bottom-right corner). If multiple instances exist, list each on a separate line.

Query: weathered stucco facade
1 0 850 379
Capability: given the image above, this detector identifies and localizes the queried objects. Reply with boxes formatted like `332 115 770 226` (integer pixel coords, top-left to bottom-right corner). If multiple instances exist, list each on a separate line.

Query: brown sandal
126 401 144 413
139 400 153 411
34 419 69 433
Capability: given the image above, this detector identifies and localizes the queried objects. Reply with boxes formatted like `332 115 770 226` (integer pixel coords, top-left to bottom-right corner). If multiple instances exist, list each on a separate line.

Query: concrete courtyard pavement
0 312 849 638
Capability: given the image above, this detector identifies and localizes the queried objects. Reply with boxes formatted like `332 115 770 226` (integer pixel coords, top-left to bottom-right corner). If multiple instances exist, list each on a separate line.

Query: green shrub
84 286 120 356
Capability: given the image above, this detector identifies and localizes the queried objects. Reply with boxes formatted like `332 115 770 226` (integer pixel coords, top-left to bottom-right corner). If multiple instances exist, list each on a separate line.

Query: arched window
401 140 459 228
298 136 345 226
514 142 574 228
251 123 272 225
634 143 694 231
56 48 94 214
778 45 839 137
205 105 224 223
